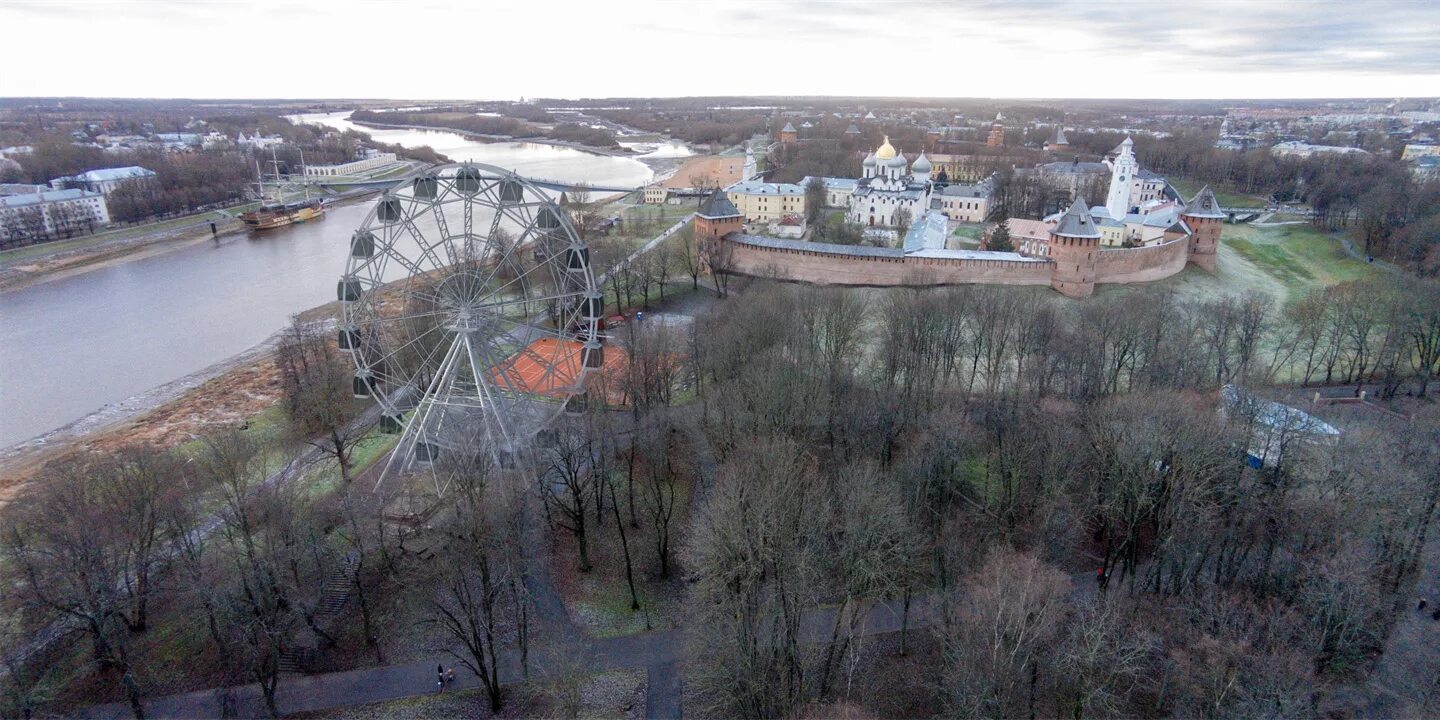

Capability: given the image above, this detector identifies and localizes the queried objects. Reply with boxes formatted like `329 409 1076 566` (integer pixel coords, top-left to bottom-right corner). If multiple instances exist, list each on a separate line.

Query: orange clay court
490 338 627 400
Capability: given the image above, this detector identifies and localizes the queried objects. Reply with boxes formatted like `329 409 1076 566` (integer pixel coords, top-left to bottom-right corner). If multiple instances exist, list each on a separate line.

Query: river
0 113 668 449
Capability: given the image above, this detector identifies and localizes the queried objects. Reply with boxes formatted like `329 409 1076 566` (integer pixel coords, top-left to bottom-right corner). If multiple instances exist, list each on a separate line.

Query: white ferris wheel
337 164 604 488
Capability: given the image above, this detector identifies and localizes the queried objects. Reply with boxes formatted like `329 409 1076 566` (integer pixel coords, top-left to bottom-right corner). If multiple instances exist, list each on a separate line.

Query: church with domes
847 136 935 227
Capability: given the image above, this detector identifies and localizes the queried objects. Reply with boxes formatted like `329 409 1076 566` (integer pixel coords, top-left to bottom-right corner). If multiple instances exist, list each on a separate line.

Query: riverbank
0 189 384 294
0 324 292 504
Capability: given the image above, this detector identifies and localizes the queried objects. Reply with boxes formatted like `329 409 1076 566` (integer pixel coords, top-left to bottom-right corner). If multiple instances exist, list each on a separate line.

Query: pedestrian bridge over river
293 171 644 197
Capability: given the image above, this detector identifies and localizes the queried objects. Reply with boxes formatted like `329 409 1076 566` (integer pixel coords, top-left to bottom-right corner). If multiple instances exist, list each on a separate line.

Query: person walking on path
436 664 446 693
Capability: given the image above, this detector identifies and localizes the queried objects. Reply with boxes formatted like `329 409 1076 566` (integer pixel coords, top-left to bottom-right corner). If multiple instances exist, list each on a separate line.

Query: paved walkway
78 596 944 719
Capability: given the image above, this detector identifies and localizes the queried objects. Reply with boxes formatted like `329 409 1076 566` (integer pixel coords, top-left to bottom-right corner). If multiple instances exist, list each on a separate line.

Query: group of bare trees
0 317 394 718
1281 276 1440 395
682 279 1440 717
0 426 390 719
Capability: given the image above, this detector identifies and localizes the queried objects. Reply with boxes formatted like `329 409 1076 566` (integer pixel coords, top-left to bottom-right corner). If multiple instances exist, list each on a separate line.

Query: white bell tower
1106 136 1137 219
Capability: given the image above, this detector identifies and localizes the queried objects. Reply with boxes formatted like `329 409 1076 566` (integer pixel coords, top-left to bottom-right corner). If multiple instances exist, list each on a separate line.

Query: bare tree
637 417 680 579
1 453 149 718
540 422 598 571
674 224 703 291
687 437 825 718
563 184 603 241
105 447 180 633
816 462 915 698
1054 598 1158 719
1401 277 1440 396
699 232 736 297
203 433 303 719
431 462 532 713
940 548 1071 720
275 316 367 483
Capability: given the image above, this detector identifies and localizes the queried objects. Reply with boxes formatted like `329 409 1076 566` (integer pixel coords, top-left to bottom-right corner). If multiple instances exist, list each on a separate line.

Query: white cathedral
847 136 935 227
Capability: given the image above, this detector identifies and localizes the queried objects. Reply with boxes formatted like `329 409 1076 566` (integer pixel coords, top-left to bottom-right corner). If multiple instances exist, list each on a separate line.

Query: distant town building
201 131 232 150
986 113 1006 147
901 210 950 252
1411 156 1440 182
1034 160 1110 199
237 132 285 150
0 183 51 197
50 166 157 196
0 188 110 243
303 152 399 178
797 176 857 208
927 153 1007 184
1401 143 1440 161
643 186 669 204
154 132 201 146
1044 126 1069 152
932 179 993 223
1270 140 1370 158
1002 218 1055 257
1215 135 1260 152
725 179 806 224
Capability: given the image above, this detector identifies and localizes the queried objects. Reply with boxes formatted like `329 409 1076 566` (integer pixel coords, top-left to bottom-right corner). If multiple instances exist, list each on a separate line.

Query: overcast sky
3 0 1438 100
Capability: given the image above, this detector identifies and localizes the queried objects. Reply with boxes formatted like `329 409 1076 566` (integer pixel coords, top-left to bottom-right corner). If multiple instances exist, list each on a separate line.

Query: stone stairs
279 549 359 674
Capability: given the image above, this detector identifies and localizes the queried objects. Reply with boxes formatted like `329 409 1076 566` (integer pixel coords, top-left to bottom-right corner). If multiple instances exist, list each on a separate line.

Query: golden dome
875 135 896 160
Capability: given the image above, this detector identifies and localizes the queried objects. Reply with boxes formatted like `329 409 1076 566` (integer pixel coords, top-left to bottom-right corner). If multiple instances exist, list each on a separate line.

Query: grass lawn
1097 221 1384 306
951 223 984 240
618 203 692 224
1169 177 1268 209
1221 223 1380 290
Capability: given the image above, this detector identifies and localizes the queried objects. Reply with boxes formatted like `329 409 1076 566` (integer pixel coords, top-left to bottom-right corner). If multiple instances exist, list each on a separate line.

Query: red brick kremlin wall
726 239 1055 287
1094 235 1191 284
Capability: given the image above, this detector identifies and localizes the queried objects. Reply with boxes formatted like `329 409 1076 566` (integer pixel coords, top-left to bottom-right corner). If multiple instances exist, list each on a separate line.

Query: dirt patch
657 156 746 190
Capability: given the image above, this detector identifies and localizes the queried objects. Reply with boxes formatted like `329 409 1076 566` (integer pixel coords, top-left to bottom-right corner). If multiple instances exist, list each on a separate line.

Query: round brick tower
1181 185 1224 272
1048 198 1102 298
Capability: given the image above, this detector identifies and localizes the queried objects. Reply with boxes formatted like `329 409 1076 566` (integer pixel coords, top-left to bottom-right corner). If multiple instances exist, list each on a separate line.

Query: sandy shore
0 320 317 504
655 155 747 189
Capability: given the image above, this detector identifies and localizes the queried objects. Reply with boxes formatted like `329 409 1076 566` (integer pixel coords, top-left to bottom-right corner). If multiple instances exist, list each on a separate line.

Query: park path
76 595 945 719
1336 234 1404 276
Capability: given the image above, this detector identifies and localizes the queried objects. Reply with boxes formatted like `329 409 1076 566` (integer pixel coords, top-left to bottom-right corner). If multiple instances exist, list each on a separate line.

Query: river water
0 113 666 449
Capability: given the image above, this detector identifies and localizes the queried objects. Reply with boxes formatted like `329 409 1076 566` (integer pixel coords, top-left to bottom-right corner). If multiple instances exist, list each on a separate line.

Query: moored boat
240 198 327 230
